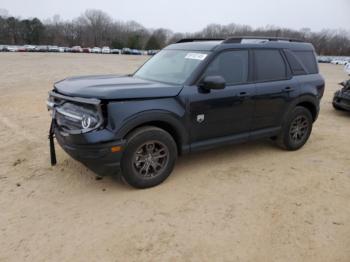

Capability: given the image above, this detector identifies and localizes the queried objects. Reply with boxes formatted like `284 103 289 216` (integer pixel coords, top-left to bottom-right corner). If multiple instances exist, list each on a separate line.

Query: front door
188 50 256 144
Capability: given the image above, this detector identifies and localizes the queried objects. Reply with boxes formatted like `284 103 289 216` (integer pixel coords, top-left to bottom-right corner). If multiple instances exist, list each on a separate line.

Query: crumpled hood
54 75 183 100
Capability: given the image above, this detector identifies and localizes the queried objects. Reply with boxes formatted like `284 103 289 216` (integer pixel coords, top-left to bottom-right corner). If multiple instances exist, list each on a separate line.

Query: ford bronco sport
47 37 325 188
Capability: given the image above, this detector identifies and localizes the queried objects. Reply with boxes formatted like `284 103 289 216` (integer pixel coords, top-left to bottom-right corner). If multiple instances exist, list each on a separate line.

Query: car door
251 49 300 131
187 50 256 146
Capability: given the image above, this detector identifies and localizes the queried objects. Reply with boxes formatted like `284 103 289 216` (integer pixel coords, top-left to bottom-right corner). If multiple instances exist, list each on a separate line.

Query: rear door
251 49 300 131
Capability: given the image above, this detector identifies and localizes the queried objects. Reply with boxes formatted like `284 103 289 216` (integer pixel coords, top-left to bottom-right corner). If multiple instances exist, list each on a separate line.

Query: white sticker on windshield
185 53 207 60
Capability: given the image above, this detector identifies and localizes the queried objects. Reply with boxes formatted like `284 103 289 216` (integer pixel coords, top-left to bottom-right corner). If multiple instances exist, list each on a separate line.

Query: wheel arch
117 110 189 154
296 101 318 121
284 95 319 123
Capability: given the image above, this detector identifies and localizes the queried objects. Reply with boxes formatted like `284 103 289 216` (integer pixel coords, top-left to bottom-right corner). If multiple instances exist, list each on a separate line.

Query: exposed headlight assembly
47 91 104 134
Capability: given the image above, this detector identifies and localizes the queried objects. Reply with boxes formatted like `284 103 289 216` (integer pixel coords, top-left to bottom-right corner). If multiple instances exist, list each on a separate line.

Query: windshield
134 50 209 84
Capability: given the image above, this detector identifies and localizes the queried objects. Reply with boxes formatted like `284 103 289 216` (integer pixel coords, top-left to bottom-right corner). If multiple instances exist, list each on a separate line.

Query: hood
54 75 183 100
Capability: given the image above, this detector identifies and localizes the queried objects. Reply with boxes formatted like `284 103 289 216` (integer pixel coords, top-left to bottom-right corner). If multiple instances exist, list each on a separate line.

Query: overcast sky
1 0 349 32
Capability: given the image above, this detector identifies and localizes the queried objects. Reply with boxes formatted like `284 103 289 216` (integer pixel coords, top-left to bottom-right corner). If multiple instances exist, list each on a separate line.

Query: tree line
0 8 349 55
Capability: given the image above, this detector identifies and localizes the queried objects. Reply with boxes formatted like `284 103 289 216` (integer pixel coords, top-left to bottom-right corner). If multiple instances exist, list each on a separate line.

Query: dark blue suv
47 37 325 188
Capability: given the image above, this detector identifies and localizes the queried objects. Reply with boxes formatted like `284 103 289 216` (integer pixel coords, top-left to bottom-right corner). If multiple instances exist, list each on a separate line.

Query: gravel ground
0 53 349 262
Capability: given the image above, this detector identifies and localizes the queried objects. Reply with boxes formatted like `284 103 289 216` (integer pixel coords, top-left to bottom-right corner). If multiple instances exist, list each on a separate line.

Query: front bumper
333 90 350 111
54 127 126 176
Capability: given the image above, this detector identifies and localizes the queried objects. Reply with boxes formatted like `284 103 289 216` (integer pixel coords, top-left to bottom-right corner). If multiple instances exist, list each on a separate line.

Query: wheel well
124 121 182 154
296 102 317 121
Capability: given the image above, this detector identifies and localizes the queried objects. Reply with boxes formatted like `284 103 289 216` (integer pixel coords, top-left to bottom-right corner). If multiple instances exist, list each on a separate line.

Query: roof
165 41 223 51
165 37 315 52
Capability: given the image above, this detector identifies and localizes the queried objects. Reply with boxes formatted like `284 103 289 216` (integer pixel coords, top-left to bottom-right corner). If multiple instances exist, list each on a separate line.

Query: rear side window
284 50 307 75
204 50 249 85
254 50 287 82
293 51 318 74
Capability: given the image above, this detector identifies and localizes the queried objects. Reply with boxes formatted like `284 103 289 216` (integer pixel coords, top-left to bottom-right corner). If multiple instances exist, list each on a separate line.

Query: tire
121 126 177 189
276 106 313 151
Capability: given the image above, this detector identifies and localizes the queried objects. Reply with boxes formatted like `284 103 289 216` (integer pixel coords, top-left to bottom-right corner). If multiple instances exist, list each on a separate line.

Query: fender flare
282 95 319 124
116 110 190 153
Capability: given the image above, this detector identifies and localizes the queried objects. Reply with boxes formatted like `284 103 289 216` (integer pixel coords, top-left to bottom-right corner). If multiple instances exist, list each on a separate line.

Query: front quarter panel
106 97 189 149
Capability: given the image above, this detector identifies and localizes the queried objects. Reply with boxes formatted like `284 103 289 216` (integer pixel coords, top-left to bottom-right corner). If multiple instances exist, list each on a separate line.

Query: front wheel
276 106 313 151
121 126 177 189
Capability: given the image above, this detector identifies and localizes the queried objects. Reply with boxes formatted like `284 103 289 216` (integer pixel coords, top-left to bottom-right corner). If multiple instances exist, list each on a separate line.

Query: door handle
238 91 249 97
283 87 294 92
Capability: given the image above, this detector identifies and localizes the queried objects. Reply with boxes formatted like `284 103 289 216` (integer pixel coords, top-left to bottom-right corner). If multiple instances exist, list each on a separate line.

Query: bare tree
79 9 112 46
1 9 349 55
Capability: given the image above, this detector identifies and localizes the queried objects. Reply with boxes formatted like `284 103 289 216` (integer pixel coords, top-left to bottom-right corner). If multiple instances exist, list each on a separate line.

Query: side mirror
200 76 226 90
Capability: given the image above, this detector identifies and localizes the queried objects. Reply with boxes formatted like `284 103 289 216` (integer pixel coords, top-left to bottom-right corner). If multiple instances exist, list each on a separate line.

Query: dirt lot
0 53 349 262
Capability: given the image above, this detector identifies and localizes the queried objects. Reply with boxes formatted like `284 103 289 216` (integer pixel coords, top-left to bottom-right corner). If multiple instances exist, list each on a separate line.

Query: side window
204 50 249 85
293 51 318 74
254 50 287 81
284 49 307 76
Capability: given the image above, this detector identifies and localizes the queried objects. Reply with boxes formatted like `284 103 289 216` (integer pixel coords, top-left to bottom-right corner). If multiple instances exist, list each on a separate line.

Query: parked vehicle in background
24 45 36 52
317 56 332 63
345 63 350 75
35 45 49 52
91 47 101 53
71 46 83 53
130 49 141 55
122 48 132 54
17 46 27 52
331 59 348 65
48 46 60 52
58 47 65 53
111 49 121 54
147 50 159 56
82 48 91 53
101 46 111 54
333 80 350 111
47 36 325 188
7 46 19 52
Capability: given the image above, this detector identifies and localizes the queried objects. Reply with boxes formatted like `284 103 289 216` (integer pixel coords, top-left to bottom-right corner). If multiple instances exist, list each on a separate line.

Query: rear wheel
276 106 313 151
121 126 177 188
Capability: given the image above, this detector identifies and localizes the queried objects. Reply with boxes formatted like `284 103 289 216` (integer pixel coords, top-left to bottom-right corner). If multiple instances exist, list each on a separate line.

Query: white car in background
7 46 18 52
24 45 36 52
331 59 348 65
48 46 60 52
345 63 350 75
91 47 101 53
101 46 110 54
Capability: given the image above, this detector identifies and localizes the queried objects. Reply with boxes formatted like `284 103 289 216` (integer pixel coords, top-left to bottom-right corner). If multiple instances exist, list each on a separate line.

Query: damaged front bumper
47 91 125 176
54 127 125 175
333 90 350 111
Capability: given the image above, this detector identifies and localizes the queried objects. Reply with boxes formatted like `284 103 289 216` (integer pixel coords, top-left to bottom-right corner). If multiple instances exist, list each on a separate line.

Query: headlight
81 114 98 129
54 102 103 133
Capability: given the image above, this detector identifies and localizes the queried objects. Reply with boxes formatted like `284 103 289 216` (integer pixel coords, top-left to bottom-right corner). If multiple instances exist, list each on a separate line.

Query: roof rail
223 36 303 43
175 36 304 44
176 38 224 43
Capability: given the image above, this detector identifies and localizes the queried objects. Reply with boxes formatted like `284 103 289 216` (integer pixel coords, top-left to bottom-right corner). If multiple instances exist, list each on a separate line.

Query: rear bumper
54 128 125 176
